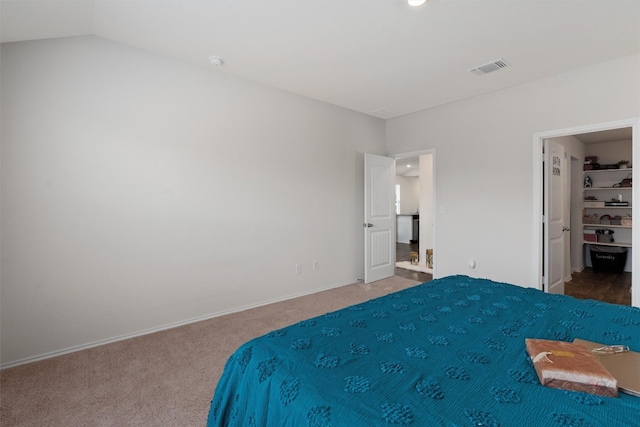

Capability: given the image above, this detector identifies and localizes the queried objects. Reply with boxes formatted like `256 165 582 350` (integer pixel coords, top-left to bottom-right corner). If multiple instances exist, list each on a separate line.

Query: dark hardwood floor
396 242 631 306
564 268 631 306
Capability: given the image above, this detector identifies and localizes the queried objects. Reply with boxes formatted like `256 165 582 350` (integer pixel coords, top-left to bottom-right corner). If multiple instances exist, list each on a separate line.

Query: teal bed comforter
207 275 640 426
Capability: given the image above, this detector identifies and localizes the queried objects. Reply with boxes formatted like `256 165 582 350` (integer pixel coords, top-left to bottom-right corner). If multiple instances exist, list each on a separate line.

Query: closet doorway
533 118 639 308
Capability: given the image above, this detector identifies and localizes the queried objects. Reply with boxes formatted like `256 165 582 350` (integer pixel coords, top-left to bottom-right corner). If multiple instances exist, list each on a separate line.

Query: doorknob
363 223 373 228
562 227 571 231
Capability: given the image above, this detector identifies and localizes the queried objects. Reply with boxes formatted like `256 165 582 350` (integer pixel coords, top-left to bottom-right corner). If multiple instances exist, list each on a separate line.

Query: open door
364 153 396 283
544 139 567 294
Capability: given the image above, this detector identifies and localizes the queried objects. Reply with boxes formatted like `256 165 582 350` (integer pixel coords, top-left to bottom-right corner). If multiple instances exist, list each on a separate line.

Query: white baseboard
0 278 357 370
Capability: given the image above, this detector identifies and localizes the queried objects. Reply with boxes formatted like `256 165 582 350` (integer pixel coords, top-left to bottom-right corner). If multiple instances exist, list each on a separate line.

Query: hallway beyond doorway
395 242 432 283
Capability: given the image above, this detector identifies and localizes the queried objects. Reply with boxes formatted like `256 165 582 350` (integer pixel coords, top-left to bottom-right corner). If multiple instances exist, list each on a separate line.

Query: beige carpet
0 275 420 426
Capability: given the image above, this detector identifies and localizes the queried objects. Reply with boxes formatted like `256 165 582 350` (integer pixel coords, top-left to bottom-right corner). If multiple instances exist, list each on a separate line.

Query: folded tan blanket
525 338 618 397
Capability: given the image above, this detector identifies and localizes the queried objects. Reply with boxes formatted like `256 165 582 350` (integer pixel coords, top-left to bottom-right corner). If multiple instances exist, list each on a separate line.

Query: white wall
3 38 639 367
386 53 640 287
395 175 419 214
419 154 434 265
0 36 386 366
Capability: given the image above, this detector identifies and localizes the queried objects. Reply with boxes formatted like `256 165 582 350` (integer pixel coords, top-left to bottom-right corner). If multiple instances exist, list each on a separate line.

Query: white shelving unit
583 168 632 247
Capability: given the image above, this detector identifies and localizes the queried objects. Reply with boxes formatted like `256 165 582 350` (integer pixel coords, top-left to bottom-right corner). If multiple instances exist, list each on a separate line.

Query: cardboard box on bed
525 338 618 397
573 338 640 397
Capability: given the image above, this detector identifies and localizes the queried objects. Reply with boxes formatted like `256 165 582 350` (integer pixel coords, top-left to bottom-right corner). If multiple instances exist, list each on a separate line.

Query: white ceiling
574 127 633 145
1 1 639 119
396 157 420 177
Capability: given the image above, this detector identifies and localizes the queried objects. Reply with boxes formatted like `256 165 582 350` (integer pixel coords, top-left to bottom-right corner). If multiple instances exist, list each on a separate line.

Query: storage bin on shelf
599 214 611 225
597 234 614 243
583 214 599 224
621 215 632 226
584 201 605 207
584 229 597 242
595 229 614 243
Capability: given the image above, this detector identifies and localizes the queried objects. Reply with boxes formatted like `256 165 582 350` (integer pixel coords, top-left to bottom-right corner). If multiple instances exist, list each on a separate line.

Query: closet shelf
584 187 632 191
583 206 632 209
583 224 631 229
582 167 632 252
583 241 632 248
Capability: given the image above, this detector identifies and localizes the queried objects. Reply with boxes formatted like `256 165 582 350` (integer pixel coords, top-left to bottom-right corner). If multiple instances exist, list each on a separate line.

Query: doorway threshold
396 261 433 275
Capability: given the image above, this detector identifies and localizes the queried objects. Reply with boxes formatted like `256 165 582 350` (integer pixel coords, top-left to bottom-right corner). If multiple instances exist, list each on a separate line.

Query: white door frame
532 117 640 307
394 149 437 278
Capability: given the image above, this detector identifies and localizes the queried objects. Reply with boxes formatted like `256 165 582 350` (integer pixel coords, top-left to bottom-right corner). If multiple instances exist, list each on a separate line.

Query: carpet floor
0 275 420 426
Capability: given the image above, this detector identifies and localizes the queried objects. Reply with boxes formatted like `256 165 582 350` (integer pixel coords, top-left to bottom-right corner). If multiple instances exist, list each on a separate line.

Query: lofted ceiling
1 1 639 120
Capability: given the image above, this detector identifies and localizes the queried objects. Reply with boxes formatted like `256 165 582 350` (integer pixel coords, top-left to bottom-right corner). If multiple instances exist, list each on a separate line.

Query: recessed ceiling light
408 0 427 6
209 56 224 66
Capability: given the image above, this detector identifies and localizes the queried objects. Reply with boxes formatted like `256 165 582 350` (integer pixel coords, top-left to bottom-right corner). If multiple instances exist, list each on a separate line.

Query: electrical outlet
313 259 319 271
295 264 302 274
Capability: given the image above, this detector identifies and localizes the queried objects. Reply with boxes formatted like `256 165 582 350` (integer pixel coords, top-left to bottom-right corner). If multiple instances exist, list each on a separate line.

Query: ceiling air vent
470 59 508 76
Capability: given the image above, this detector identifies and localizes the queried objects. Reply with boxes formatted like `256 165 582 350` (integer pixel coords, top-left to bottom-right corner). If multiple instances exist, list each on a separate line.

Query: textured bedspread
207 275 640 426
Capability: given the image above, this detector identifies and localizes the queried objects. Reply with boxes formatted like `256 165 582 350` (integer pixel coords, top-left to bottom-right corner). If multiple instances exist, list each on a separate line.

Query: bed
207 275 640 426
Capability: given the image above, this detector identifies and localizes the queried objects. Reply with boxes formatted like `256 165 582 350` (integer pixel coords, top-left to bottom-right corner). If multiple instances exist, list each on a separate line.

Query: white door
544 140 567 294
364 153 396 283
